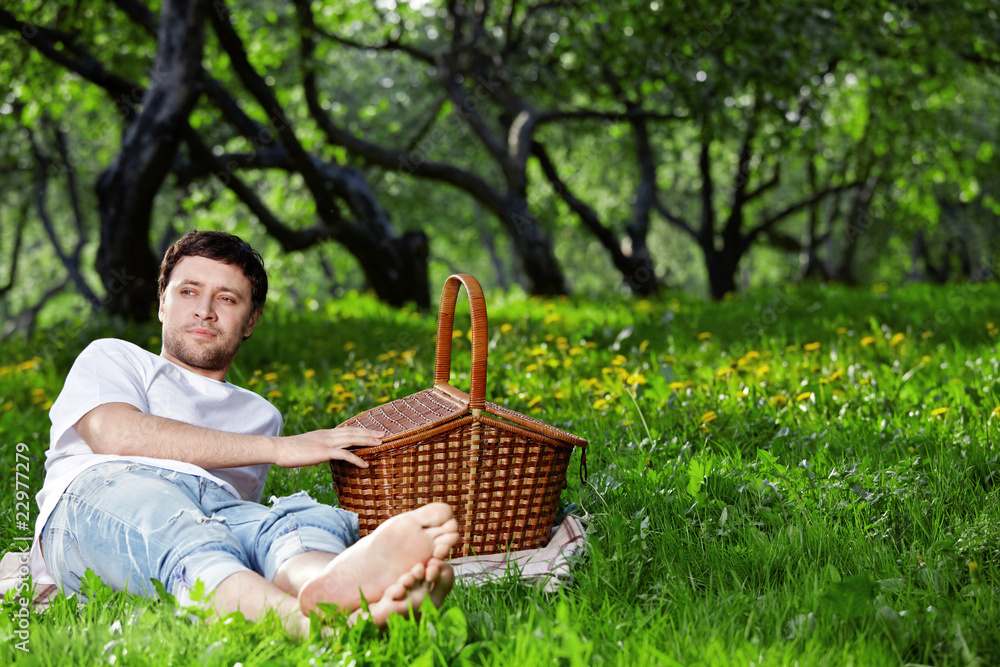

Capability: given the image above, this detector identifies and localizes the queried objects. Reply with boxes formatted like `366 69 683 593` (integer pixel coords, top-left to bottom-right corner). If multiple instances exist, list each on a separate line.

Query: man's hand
77 402 382 469
275 427 382 469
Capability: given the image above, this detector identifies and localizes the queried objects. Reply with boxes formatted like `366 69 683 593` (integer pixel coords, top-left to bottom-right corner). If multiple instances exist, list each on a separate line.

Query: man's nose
194 295 217 320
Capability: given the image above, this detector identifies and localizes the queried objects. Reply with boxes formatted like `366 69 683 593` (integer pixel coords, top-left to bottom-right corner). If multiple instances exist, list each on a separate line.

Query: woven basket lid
338 386 469 443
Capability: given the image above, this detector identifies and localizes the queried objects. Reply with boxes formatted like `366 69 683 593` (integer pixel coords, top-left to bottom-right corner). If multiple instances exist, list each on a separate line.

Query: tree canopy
1 0 998 328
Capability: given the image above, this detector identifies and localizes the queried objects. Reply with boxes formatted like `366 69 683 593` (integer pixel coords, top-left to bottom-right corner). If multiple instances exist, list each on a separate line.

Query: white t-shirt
28 338 283 585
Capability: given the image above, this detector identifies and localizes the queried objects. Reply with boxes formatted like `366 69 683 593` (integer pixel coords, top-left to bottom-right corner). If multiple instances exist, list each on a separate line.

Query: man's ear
242 307 262 341
157 297 165 323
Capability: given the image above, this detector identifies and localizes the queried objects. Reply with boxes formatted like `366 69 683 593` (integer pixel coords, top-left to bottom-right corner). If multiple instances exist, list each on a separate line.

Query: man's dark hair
158 231 268 310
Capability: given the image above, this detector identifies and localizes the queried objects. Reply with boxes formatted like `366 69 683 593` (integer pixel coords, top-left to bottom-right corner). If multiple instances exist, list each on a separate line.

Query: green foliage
4 279 1000 663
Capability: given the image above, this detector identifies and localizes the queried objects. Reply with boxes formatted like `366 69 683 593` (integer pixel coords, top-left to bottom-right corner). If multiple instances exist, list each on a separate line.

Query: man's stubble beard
162 327 244 373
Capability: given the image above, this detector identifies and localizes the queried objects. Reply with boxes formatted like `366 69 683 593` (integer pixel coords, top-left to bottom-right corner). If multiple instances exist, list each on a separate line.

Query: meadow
2 281 999 665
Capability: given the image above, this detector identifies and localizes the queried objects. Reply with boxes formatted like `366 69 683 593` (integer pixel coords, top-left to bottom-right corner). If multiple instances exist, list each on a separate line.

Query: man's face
158 255 260 381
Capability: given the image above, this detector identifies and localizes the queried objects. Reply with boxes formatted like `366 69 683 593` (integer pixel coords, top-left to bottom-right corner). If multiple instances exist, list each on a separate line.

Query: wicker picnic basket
329 274 588 557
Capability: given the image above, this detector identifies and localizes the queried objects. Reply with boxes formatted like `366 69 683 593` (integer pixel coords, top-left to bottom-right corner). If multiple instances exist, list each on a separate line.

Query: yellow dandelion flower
829 370 843 381
837 327 848 334
664 355 676 362
921 355 931 364
744 351 760 360
304 369 316 380
715 368 734 377
592 398 608 409
525 363 539 372
700 411 717 424
344 342 356 351
326 402 345 413
804 342 821 352
756 365 771 377
991 406 1000 420
860 336 875 346
770 395 787 406
378 395 390 403
626 373 647 385
381 367 395 377
698 332 712 340
527 396 543 408
612 355 627 366
341 372 356 381
554 392 566 400
354 369 367 377
42 400 54 410
500 323 513 333
922 331 933 339
569 347 583 356
530 347 547 357
3 401 13 411
544 314 561 324
930 407 949 417
796 391 813 402
890 333 905 347
267 390 282 398
263 372 278 381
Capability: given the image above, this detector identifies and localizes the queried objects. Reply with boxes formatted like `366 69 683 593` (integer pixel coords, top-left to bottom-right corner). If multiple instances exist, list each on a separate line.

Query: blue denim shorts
41 461 359 604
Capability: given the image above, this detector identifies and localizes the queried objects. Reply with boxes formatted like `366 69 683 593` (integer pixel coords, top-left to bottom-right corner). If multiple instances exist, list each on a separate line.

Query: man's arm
76 402 377 469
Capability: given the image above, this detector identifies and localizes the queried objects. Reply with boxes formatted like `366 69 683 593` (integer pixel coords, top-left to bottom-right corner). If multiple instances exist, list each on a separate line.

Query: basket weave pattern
329 274 586 557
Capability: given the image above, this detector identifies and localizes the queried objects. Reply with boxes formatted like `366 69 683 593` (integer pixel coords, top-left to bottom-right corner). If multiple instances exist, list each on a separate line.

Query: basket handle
434 274 487 411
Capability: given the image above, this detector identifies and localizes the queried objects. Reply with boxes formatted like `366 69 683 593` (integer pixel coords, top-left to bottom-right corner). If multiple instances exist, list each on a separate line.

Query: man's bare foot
298 503 459 616
348 560 456 627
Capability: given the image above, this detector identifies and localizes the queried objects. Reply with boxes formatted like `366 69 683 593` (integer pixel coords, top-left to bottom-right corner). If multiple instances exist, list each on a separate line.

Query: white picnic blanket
451 514 587 591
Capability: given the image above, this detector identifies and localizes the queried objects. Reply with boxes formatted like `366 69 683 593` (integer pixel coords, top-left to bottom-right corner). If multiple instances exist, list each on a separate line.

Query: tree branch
0 9 141 118
210 0 344 226
0 201 27 298
746 182 859 243
26 126 102 307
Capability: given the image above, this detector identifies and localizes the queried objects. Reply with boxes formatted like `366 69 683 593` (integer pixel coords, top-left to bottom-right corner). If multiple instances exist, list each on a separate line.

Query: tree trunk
344 229 431 309
502 196 567 295
704 246 742 300
95 0 209 321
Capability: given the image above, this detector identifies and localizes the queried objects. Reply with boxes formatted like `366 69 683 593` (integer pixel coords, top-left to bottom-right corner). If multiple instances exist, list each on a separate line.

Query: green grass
2 282 1000 665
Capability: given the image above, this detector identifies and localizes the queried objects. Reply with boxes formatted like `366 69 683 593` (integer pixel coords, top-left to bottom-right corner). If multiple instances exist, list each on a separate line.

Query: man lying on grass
27 230 459 636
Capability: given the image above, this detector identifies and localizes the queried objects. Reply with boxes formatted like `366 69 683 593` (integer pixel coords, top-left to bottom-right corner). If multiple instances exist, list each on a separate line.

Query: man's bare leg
212 570 311 637
297 503 460 616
